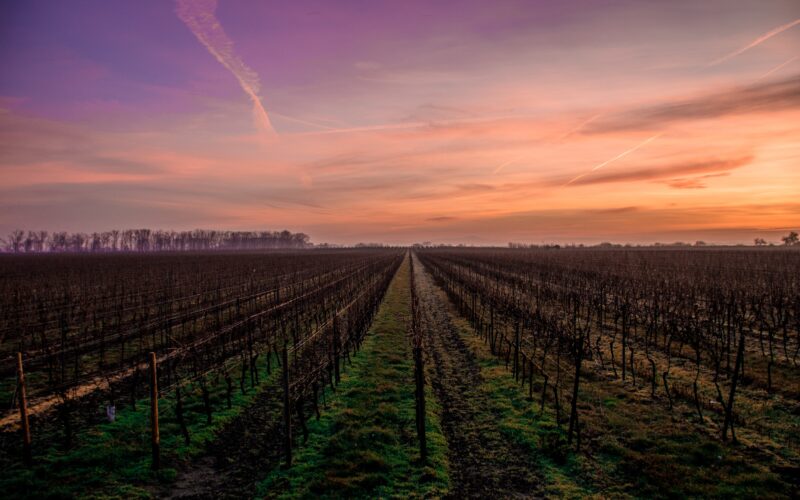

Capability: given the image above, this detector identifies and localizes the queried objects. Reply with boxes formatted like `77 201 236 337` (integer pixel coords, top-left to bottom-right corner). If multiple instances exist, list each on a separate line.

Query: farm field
5 1 799 498
1 247 798 498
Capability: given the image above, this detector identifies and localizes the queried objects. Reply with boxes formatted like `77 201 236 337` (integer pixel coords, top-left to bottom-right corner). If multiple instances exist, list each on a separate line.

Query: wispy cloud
664 172 730 189
175 0 276 136
424 202 800 244
565 156 752 187
709 17 800 66
4 1 799 244
586 74 800 132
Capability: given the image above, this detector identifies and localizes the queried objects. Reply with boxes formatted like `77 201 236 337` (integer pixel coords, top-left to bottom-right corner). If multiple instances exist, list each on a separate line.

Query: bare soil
413 254 544 498
163 379 287 499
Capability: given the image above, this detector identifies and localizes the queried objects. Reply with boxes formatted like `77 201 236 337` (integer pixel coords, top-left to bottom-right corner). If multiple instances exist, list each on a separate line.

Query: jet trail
757 55 798 80
493 155 524 174
555 113 602 141
565 133 661 186
175 0 276 136
493 114 603 176
271 112 338 131
709 17 800 66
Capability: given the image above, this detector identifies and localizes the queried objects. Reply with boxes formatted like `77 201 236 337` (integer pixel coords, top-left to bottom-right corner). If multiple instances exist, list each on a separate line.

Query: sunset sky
1 0 798 245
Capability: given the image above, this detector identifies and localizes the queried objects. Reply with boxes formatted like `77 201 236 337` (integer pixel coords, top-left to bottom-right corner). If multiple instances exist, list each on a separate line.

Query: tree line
1 229 311 253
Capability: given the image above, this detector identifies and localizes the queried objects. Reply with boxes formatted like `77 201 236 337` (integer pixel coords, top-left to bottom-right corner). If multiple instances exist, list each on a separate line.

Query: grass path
413 253 593 498
412 253 546 498
257 253 450 499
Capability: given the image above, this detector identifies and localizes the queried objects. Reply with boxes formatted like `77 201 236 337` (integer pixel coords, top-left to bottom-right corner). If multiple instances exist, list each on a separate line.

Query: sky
1 0 798 245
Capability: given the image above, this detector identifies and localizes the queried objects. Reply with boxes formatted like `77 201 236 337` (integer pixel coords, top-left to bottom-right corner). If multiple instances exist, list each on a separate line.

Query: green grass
442 292 792 499
256 256 450 499
1 354 282 499
443 311 598 499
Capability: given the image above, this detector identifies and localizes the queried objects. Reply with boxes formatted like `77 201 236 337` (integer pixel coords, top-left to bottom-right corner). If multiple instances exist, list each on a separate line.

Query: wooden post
149 352 160 470
16 353 31 466
282 343 292 467
414 346 427 463
513 322 520 380
333 319 341 384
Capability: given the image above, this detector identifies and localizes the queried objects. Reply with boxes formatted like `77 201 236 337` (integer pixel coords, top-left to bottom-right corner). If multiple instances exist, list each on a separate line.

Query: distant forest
1 229 312 253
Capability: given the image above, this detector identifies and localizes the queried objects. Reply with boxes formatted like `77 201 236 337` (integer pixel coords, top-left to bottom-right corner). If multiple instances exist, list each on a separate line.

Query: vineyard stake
282 343 292 467
414 345 427 463
149 352 160 470
16 352 32 466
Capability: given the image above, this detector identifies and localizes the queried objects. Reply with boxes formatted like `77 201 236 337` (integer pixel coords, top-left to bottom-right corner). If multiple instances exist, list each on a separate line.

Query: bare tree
37 230 49 252
7 230 25 253
3 228 315 252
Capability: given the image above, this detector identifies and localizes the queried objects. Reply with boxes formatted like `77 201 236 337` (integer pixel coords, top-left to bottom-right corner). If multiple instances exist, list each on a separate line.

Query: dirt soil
163 379 288 499
412 254 544 499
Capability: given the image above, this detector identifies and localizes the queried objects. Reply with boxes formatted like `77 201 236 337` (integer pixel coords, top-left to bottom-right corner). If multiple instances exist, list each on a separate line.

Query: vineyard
1 247 798 498
416 247 800 497
0 249 403 496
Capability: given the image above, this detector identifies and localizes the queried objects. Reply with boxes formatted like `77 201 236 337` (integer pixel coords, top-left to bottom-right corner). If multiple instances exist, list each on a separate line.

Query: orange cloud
564 156 753 187
664 172 731 189
586 75 800 133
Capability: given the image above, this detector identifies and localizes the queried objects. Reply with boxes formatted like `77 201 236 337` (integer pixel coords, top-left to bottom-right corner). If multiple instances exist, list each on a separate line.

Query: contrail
709 17 800 67
493 154 525 174
493 114 603 176
565 133 661 186
757 55 798 80
293 112 538 137
555 113 602 141
295 120 426 136
271 112 338 131
175 0 276 136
